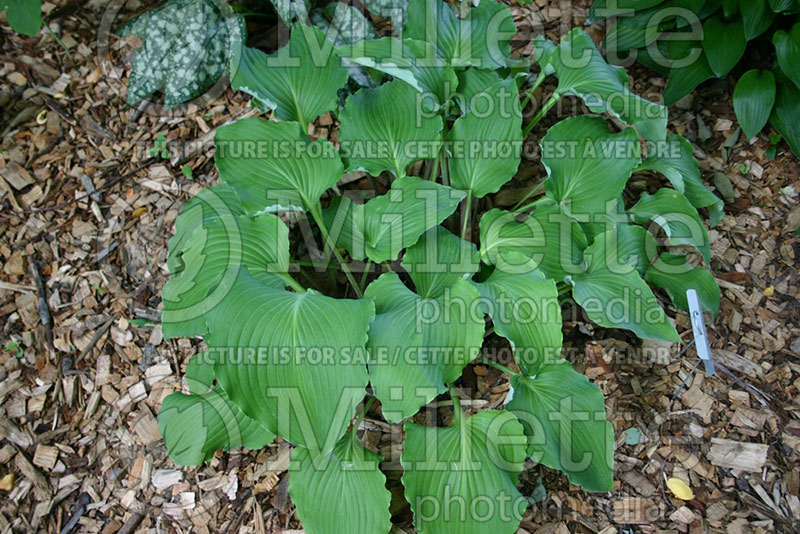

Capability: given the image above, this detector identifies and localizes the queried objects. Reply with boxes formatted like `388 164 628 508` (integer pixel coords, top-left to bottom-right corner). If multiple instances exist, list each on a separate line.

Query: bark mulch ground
1 1 798 533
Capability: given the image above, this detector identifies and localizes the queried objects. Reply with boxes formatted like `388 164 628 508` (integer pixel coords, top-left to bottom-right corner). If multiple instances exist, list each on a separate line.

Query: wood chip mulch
0 1 798 533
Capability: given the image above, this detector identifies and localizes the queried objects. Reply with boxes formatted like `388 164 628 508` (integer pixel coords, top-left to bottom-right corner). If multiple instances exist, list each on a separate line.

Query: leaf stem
460 192 473 240
512 194 552 215
359 259 373 292
523 92 560 137
510 180 546 213
519 70 547 113
278 273 306 293
448 383 464 426
309 204 363 298
350 397 375 437
476 356 520 376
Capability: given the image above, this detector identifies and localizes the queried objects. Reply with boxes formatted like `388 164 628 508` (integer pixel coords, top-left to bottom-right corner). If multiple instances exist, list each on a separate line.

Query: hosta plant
589 0 800 156
1 0 41 36
157 1 721 532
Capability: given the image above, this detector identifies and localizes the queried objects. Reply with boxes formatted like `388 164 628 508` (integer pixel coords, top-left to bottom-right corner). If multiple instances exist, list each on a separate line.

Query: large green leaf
740 0 776 40
571 231 680 342
479 205 587 281
587 0 666 22
702 17 746 78
215 118 343 214
120 0 242 108
402 410 527 534
662 50 715 106
402 225 480 299
2 0 41 36
337 37 458 107
628 188 710 263
338 80 443 178
158 355 274 466
770 77 800 156
473 265 562 375
197 269 374 454
587 224 658 275
733 69 776 140
505 360 613 492
162 209 292 338
773 23 800 90
323 176 464 263
547 29 668 141
634 134 724 226
447 73 523 198
541 116 642 219
645 253 720 316
364 273 484 422
403 0 515 69
231 25 347 127
289 437 392 534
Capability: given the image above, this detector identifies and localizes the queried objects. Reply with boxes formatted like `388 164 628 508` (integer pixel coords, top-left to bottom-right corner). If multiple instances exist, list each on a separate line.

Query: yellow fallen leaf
132 207 148 218
667 477 693 500
763 285 774 297
0 473 15 491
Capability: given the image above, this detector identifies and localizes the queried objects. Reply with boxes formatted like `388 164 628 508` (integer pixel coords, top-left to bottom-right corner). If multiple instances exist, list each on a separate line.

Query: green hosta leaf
162 208 291 339
215 118 343 214
769 0 798 11
702 17 746 78
337 37 458 107
364 273 484 422
166 184 245 275
547 28 668 142
733 70 776 140
158 355 275 466
628 188 710 263
645 253 720 316
402 225 480 299
403 0 515 69
454 68 506 113
635 134 724 226
232 25 347 127
121 0 242 108
773 23 800 90
541 116 642 219
200 269 374 454
770 77 800 157
402 410 527 534
338 80 443 178
571 234 680 342
662 50 715 107
588 224 658 275
740 0 776 40
505 360 613 492
324 177 464 263
447 73 523 198
479 205 587 281
587 0 665 22
532 35 556 76
289 438 392 534
472 265 562 375
2 0 42 36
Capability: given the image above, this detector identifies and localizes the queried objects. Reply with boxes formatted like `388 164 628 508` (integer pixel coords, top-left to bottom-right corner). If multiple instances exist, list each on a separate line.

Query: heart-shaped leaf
338 80 443 178
364 273 484 422
201 269 374 454
324 176 464 263
645 253 720 316
158 355 275 466
232 24 347 127
505 359 614 492
741 0 776 40
733 69 776 140
2 0 42 36
546 29 668 141
289 437 392 534
402 410 527 534
702 17 746 78
479 205 588 282
628 188 710 263
402 225 480 299
472 265 562 375
634 134 724 226
403 0 515 69
541 115 642 218
447 72 523 198
770 75 800 157
662 49 715 106
121 0 243 108
215 118 344 214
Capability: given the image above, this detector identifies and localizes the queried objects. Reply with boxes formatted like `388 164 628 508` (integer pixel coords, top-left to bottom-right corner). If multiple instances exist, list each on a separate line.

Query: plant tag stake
686 289 715 376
